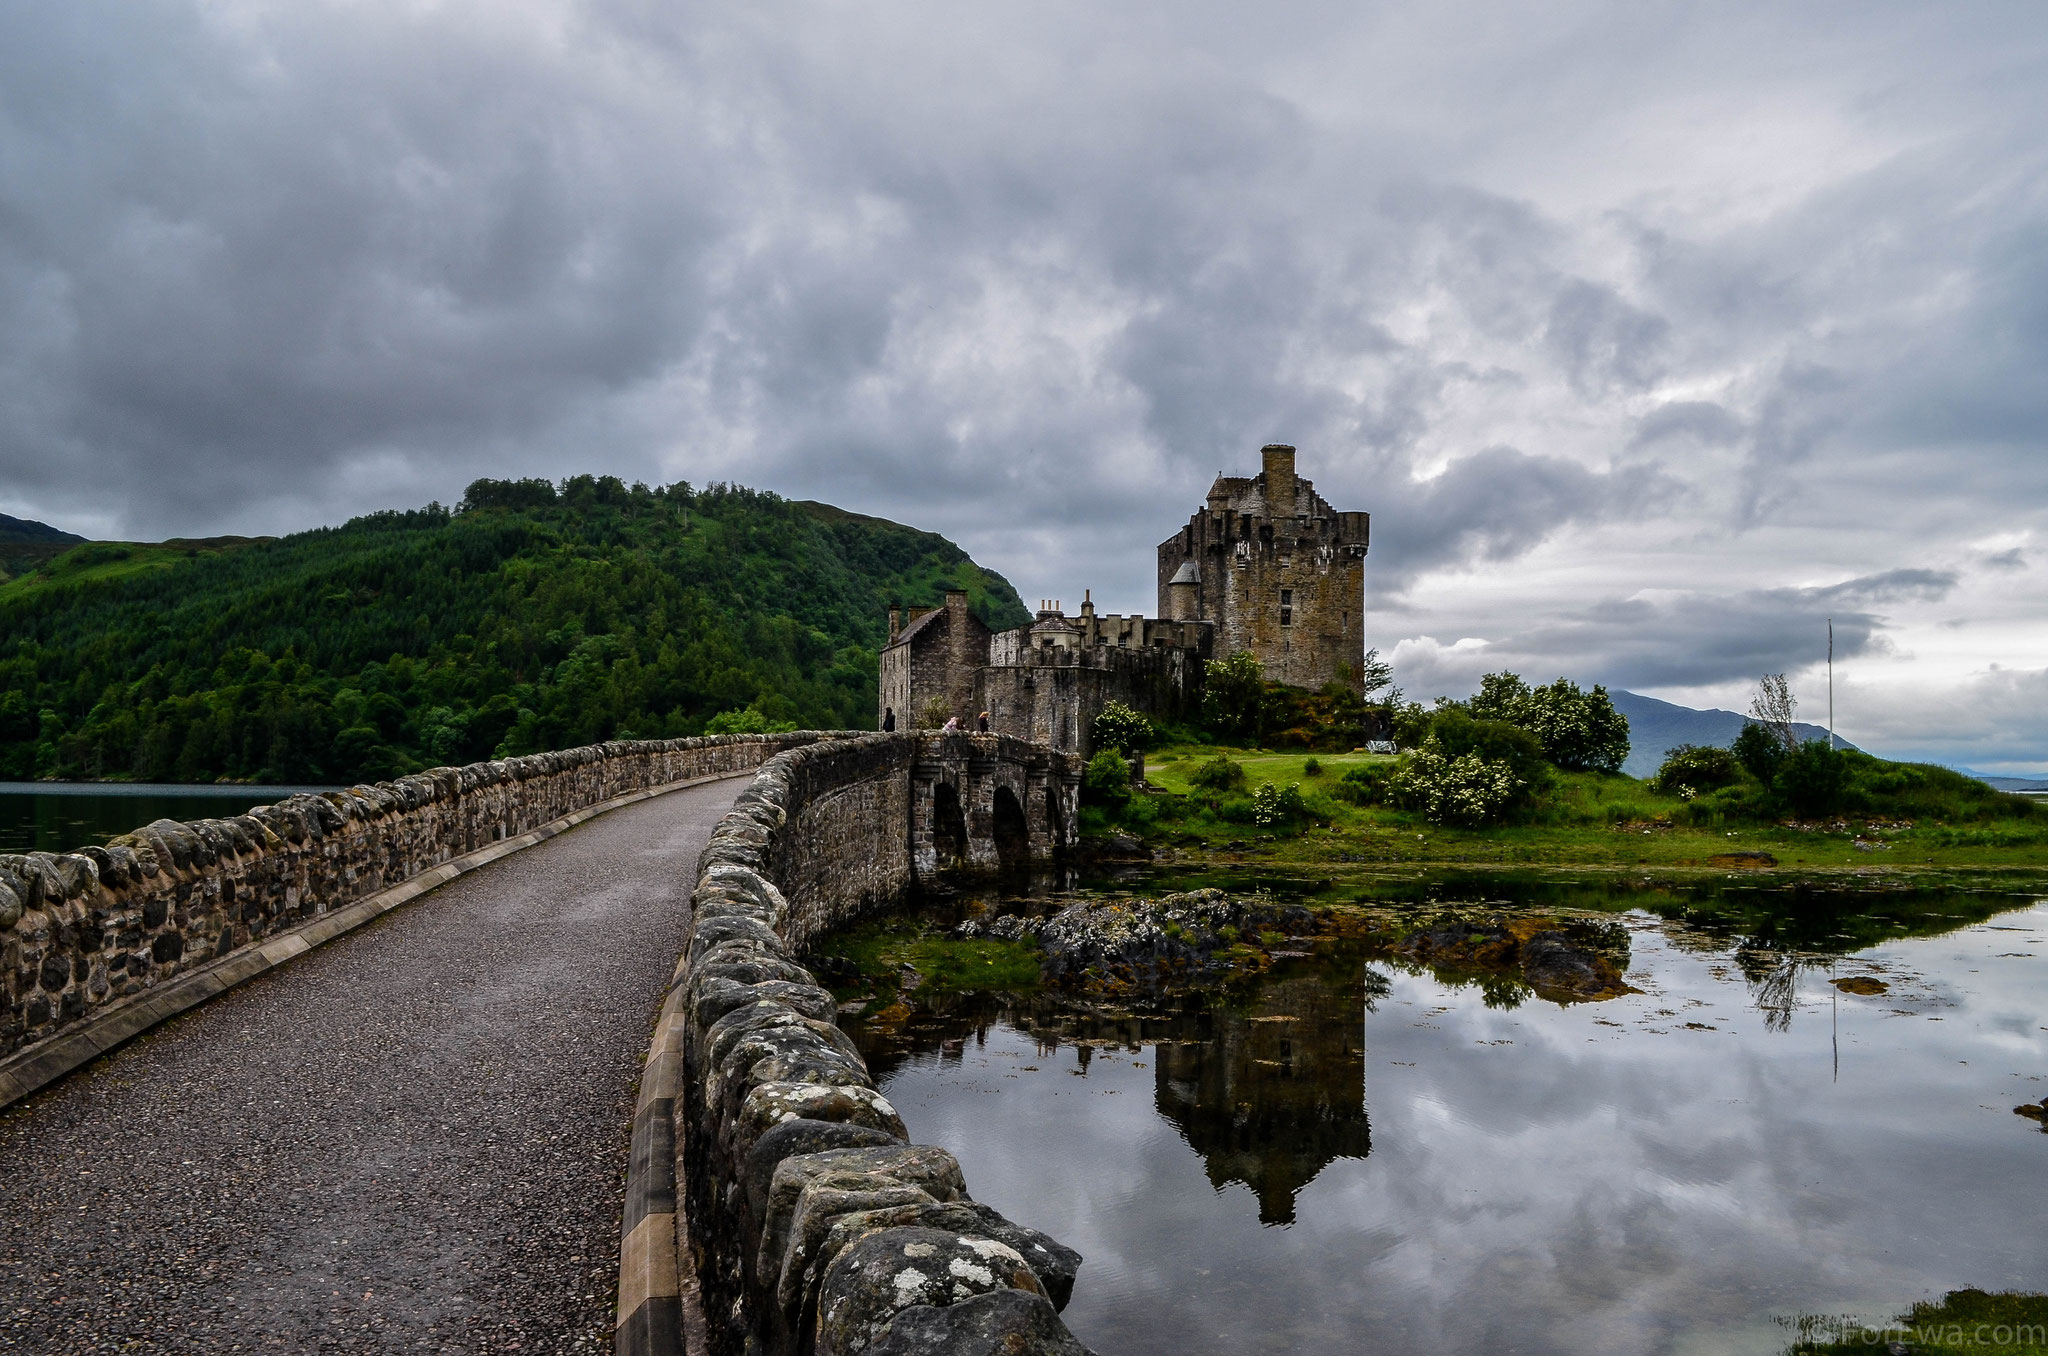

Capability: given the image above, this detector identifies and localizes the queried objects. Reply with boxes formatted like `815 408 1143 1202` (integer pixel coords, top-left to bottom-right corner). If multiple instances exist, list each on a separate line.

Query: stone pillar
963 747 999 870
908 761 943 877
1024 768 1053 858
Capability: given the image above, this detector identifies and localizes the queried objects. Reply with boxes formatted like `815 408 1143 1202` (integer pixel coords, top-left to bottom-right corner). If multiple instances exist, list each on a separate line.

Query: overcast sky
3 1 2045 770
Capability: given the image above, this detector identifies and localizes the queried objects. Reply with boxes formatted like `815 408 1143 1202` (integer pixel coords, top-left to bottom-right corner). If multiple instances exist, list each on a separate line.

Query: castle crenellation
880 443 1370 753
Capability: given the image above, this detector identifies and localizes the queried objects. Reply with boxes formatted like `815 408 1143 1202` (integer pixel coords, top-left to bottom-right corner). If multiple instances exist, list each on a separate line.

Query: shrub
1390 741 1521 826
1250 781 1307 827
1778 739 1851 817
1303 757 1323 776
1334 763 1393 805
1672 782 1770 827
1092 701 1154 756
1428 710 1550 790
1189 755 1249 792
1653 744 1742 797
1082 749 1133 809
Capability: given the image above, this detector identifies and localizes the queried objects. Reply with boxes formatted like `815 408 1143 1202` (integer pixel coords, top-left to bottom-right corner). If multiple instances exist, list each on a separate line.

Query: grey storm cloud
2 1 2046 763
1514 568 1961 690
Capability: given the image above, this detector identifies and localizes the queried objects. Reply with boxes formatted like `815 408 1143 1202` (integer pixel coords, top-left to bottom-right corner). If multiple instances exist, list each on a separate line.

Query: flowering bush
1091 701 1155 755
1250 781 1307 826
1390 742 1521 825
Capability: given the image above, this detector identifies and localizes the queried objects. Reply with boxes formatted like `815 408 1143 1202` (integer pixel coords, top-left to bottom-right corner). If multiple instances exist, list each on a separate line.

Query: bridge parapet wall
0 733 824 1065
647 732 1090 1356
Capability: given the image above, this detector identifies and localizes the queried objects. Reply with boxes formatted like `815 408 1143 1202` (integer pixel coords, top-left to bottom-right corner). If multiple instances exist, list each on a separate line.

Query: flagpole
1828 619 1835 751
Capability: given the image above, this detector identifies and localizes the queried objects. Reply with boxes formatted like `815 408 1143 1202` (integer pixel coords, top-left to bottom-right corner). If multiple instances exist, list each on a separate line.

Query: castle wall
978 635 1205 756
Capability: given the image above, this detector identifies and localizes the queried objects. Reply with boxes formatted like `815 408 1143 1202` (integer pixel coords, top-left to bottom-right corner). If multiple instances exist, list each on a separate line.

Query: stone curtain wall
0 734 820 1064
647 732 1090 1356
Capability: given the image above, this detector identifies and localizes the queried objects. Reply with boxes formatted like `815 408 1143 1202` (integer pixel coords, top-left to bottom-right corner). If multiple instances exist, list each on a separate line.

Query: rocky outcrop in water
970 889 1315 997
1391 913 1637 1002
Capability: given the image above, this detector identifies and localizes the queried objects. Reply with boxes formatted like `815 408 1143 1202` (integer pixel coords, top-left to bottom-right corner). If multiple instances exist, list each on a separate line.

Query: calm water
0 783 333 854
844 878 2048 1356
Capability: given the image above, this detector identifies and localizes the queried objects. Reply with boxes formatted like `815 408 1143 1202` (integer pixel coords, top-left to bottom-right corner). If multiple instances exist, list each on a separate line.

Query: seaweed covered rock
997 889 1315 997
1394 912 1636 1002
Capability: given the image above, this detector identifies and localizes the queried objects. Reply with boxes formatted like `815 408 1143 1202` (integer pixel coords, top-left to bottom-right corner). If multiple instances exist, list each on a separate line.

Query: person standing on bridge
977 711 990 734
883 707 895 732
942 715 962 732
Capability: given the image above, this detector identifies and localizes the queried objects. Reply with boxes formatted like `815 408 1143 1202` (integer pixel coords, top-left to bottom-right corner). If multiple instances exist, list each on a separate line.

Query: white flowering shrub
1390 742 1521 826
1250 781 1307 827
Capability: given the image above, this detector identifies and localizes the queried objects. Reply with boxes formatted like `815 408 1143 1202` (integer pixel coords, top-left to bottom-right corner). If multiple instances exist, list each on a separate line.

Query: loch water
0 783 333 854
841 874 2048 1356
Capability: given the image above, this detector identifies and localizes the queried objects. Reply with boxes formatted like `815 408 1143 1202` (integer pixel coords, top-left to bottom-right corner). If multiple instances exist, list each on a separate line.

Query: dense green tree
1441 671 1630 773
1201 651 1270 742
0 478 1027 784
1731 722 1789 786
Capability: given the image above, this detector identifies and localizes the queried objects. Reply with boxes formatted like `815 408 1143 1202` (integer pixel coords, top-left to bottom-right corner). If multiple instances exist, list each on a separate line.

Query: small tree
1092 701 1154 756
1202 651 1268 743
1750 674 1798 752
1081 749 1133 810
1732 722 1787 786
1359 648 1401 706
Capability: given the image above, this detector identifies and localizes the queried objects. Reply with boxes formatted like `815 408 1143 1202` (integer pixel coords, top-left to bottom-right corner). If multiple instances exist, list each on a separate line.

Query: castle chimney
1261 444 1297 519
1080 589 1095 619
946 589 974 712
887 603 901 643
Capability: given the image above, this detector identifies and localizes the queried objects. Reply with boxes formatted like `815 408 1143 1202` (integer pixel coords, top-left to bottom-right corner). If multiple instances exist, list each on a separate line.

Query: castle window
1280 589 1293 626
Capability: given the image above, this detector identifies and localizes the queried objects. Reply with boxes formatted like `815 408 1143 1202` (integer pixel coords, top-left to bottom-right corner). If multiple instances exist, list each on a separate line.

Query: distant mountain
0 513 83 546
1609 690 1853 779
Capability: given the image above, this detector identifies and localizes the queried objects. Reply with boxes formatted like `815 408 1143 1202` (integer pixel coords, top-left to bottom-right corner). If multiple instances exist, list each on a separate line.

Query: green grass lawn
1131 745 2048 876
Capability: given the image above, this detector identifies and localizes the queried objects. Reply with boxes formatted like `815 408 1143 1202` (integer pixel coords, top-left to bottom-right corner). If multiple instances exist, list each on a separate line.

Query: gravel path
0 777 745 1355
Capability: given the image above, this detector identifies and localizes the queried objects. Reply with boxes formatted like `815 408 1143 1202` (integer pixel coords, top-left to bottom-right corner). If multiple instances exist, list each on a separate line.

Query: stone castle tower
1155 444 1369 690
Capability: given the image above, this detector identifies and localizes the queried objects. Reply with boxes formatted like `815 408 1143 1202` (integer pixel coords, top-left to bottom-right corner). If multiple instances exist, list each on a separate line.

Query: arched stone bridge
914 737 1077 875
0 731 1089 1356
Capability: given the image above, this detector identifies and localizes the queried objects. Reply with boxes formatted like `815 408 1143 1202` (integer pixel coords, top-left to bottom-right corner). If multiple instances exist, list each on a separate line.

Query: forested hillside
0 476 1028 784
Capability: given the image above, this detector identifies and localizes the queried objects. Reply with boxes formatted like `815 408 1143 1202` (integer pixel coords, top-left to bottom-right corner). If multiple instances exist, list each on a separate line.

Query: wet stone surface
0 778 745 1355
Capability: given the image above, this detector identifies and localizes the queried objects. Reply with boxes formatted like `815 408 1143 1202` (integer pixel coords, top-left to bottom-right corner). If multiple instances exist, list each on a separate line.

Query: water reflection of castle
1151 971 1372 1226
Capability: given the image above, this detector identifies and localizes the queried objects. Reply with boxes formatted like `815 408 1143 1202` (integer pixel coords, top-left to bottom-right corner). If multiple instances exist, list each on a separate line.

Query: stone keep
1156 444 1369 691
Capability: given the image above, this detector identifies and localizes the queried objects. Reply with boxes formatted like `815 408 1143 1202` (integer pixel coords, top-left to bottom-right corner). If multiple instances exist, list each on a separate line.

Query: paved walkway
0 777 746 1355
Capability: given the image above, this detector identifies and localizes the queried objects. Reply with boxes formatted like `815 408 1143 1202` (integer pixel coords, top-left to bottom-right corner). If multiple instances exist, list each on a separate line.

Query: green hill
0 476 1029 784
